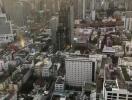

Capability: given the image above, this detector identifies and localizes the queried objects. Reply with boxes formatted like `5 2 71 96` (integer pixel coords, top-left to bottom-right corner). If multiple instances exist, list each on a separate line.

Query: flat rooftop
56 77 64 84
52 96 67 100
82 83 96 91
104 64 132 91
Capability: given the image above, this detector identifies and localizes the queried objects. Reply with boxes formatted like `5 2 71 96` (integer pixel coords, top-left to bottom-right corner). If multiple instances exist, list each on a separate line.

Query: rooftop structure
75 18 124 28
103 58 132 100
102 46 116 54
73 27 93 44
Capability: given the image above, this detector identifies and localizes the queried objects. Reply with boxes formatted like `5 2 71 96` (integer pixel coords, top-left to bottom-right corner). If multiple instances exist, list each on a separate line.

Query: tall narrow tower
91 0 95 20
83 0 86 19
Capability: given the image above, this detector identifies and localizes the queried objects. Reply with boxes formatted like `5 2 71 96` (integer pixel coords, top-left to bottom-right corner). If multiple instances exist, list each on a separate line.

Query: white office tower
65 57 97 87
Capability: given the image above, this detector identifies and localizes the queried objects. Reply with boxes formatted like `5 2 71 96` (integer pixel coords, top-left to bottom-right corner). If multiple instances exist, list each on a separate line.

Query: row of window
66 63 92 66
107 93 132 99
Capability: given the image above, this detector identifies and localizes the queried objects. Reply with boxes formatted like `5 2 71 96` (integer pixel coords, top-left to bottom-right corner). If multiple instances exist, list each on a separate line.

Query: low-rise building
112 45 124 56
34 61 43 77
42 58 52 77
125 40 132 55
34 58 52 77
81 83 96 100
55 76 65 92
103 60 132 100
102 46 116 55
0 90 17 100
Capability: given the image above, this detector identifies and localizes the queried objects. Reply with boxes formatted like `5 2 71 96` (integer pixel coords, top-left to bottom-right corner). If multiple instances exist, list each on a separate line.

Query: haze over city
0 0 132 100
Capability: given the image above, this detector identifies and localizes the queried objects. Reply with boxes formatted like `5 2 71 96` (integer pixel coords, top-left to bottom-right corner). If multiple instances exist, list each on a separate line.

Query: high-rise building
56 0 74 51
2 0 32 27
73 0 86 19
14 1 32 26
67 4 74 45
1 0 16 20
56 24 65 51
49 16 59 52
65 57 97 87
0 14 14 44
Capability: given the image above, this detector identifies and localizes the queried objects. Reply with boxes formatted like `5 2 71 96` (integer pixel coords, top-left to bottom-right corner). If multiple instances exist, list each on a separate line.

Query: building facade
65 57 97 87
55 76 65 92
0 14 14 44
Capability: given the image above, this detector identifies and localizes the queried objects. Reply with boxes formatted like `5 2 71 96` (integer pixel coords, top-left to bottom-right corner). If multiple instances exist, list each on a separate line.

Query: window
107 96 111 98
119 94 126 97
113 93 117 96
119 97 126 99
128 95 132 98
112 97 117 99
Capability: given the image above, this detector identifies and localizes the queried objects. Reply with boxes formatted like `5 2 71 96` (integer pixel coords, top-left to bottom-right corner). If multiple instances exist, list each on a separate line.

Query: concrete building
55 76 65 92
0 14 14 44
73 0 91 19
125 40 132 55
1 0 17 20
103 59 132 100
57 0 74 50
103 80 132 100
0 91 17 100
34 61 43 77
81 83 96 100
89 54 104 68
34 57 52 77
123 11 132 31
2 0 32 27
65 57 97 87
73 0 83 19
49 16 59 52
42 58 52 77
73 27 93 45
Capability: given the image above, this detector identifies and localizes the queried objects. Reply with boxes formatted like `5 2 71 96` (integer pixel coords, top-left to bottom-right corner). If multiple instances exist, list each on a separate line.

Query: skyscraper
56 0 74 51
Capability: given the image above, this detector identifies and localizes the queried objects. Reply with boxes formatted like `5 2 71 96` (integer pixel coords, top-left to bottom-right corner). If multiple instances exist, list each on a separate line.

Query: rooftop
75 20 124 28
105 80 118 91
104 63 132 91
0 90 16 100
56 76 65 84
0 73 9 83
102 46 115 53
52 96 67 100
82 83 96 91
11 68 29 83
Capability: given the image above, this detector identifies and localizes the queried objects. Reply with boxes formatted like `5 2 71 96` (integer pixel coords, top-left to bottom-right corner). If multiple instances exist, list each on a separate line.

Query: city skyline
0 0 132 100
